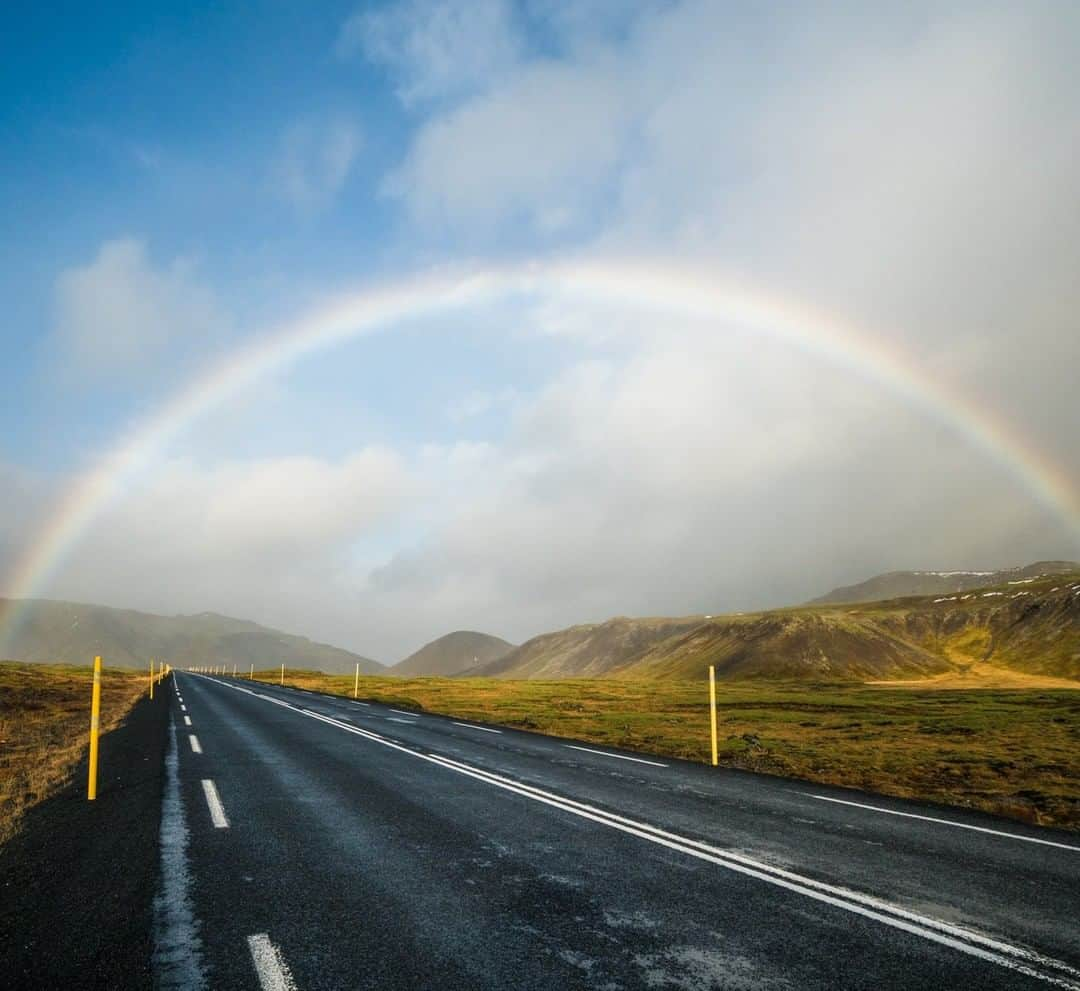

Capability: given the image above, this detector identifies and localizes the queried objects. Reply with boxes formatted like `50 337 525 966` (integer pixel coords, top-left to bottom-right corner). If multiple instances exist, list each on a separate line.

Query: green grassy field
0 661 148 842
254 669 1080 830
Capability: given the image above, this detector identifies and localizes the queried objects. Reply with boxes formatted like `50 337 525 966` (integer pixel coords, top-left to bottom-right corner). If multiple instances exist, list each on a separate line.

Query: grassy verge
0 661 148 843
254 669 1079 831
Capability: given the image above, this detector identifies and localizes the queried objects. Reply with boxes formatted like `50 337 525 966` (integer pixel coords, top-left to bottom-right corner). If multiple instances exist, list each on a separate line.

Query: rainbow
2 258 1077 652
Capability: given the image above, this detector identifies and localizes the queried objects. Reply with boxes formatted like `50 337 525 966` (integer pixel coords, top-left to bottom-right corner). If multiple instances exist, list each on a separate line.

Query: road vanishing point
157 672 1080 990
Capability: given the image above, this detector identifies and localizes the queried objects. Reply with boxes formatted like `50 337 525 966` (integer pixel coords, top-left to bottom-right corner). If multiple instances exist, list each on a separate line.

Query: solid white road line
207 676 1080 988
564 744 668 767
452 721 502 734
201 779 229 829
183 715 192 726
189 735 203 754
802 793 1080 852
304 698 1080 987
247 933 297 991
153 716 206 988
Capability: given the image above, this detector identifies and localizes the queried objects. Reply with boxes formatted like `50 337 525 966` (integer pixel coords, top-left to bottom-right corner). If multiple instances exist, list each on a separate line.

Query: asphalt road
159 672 1080 990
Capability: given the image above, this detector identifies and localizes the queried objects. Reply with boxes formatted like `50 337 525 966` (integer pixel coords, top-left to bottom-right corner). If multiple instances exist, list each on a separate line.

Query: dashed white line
389 708 417 716
564 744 668 767
386 717 416 724
183 715 192 726
189 735 203 754
200 779 229 828
247 933 297 991
801 793 1080 852
181 704 187 712
452 721 502 734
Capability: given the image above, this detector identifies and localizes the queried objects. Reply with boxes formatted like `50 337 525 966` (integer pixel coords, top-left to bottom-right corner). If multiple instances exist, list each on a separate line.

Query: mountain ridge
808 560 1079 605
0 598 383 674
466 567 1080 682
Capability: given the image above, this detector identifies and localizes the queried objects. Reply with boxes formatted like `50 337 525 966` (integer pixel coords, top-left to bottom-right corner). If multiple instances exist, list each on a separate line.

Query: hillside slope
390 630 514 677
809 560 1078 605
0 599 383 675
468 571 1080 681
466 617 706 679
624 613 949 681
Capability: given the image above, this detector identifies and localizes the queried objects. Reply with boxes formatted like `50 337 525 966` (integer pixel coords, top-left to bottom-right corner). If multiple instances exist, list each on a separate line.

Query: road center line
800 793 1080 852
201 779 229 828
183 715 192 726
189 735 202 754
452 721 502 734
247 933 298 991
386 717 415 724
564 744 668 767
389 708 417 716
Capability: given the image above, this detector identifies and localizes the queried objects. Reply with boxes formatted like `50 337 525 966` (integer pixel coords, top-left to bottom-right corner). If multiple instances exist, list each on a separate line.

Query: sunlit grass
0 661 147 843
252 669 1080 830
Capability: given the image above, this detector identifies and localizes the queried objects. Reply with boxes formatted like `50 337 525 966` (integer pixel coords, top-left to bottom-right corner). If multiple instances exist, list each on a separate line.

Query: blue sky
2 1 1078 660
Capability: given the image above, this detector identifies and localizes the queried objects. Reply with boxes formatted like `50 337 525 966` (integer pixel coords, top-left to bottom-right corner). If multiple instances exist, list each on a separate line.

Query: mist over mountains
3 561 1077 682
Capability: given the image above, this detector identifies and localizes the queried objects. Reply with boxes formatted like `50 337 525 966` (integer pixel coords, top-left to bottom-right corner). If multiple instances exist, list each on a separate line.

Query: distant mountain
468 617 702 680
467 569 1080 681
390 630 514 677
0 599 383 675
808 561 1079 605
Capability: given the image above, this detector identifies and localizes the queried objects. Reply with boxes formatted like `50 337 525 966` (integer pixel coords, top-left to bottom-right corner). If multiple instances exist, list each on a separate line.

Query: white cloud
387 55 630 231
103 448 408 565
51 238 224 378
337 0 521 105
6 448 411 651
385 0 1080 486
272 116 362 212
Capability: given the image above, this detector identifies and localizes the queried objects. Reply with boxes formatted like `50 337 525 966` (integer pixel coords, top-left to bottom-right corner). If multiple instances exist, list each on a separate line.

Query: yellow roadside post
280 663 285 686
88 656 102 800
354 662 359 699
709 664 719 767
149 659 155 699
